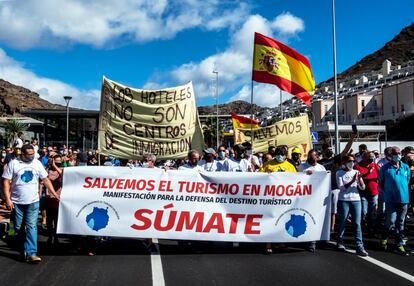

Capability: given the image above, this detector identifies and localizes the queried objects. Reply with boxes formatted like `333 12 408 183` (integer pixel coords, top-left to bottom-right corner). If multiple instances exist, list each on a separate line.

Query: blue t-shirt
379 162 410 203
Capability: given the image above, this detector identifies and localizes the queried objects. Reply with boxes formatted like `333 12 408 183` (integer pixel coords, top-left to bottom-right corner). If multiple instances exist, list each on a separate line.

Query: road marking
150 239 166 286
359 256 414 283
326 240 414 282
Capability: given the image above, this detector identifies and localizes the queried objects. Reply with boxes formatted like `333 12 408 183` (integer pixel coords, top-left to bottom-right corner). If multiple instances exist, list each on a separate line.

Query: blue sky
0 0 412 110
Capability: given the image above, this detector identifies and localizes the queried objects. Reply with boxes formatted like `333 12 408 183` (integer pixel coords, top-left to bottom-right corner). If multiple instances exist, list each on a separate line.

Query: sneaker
26 255 42 263
394 246 409 257
380 239 388 251
356 248 369 257
337 243 346 251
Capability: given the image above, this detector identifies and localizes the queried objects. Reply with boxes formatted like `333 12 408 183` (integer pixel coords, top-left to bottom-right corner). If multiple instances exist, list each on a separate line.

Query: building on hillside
311 59 414 126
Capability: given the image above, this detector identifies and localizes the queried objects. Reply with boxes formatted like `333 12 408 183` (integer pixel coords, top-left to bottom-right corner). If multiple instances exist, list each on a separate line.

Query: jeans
12 201 40 257
337 200 364 249
382 203 408 246
361 195 378 231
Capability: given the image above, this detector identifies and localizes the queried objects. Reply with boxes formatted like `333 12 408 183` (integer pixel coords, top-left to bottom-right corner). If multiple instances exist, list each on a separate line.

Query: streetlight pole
64 96 72 150
332 0 340 154
213 70 219 150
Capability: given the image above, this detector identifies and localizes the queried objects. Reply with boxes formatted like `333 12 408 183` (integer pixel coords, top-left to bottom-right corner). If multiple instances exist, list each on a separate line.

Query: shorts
331 189 340 214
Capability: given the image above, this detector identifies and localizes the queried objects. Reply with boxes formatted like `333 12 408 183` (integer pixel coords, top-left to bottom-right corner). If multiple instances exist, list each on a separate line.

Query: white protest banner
57 167 331 243
98 77 204 160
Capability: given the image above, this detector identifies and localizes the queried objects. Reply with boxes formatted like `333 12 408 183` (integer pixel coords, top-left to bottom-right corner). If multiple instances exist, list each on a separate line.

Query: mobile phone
352 124 357 134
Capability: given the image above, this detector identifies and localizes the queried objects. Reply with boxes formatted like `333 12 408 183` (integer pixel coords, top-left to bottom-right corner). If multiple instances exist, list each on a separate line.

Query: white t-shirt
298 162 326 172
216 159 227 171
33 144 39 159
336 169 361 201
198 160 219 172
2 158 48 204
178 163 204 172
221 157 251 172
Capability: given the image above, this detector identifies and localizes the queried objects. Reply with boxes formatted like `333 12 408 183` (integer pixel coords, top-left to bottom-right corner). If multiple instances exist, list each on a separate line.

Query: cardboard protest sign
235 115 312 158
98 77 204 160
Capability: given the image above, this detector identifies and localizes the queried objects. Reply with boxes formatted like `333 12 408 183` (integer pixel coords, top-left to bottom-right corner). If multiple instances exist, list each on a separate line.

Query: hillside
322 22 414 84
0 79 62 115
198 100 267 115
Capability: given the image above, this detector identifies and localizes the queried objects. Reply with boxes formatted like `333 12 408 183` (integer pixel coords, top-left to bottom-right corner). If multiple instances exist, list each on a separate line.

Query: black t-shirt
77 152 88 163
318 155 342 189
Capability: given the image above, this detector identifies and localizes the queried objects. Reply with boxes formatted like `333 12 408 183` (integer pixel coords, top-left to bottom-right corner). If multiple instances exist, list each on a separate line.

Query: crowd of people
1 134 413 263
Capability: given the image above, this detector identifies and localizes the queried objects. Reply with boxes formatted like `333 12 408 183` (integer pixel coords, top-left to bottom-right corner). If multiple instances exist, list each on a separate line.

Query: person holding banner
298 149 327 252
178 150 204 171
290 147 303 168
45 154 64 247
216 145 228 171
298 149 326 174
199 148 219 172
259 146 297 173
336 154 368 256
2 144 61 263
221 144 252 172
259 146 296 254
141 153 157 169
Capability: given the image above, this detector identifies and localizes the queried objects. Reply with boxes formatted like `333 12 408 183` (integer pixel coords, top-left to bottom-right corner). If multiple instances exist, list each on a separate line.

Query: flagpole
280 89 283 119
213 70 219 150
332 0 340 154
250 80 254 147
250 33 257 148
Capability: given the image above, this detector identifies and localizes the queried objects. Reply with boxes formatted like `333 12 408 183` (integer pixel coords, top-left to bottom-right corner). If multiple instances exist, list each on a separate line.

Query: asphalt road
1 225 414 286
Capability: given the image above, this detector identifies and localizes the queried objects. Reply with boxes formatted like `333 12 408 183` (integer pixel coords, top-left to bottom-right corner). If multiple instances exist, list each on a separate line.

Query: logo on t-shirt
20 170 34 183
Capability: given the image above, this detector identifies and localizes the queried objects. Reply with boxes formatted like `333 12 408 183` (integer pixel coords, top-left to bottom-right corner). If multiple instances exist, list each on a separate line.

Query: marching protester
141 153 157 169
178 150 204 171
379 147 411 256
45 154 64 247
376 147 393 226
259 145 296 254
2 144 60 263
290 147 302 168
298 149 326 252
221 144 252 172
216 145 228 171
298 149 326 173
355 144 368 163
242 142 261 171
354 151 379 236
199 148 219 172
259 146 296 173
318 133 356 234
336 154 368 256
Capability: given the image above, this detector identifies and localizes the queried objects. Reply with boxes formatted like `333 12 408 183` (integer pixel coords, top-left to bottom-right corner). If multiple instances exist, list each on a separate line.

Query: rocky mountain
197 100 267 115
323 23 414 83
0 79 62 115
0 79 267 116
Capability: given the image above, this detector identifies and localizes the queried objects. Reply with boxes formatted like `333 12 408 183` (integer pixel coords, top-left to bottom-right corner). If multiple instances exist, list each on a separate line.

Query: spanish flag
252 32 315 105
231 113 260 129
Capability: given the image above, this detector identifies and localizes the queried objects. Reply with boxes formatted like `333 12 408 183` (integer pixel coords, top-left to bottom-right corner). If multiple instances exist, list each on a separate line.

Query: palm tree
4 118 28 147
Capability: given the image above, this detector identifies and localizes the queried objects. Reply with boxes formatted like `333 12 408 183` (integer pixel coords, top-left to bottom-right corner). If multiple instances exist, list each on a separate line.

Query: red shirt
355 162 379 196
